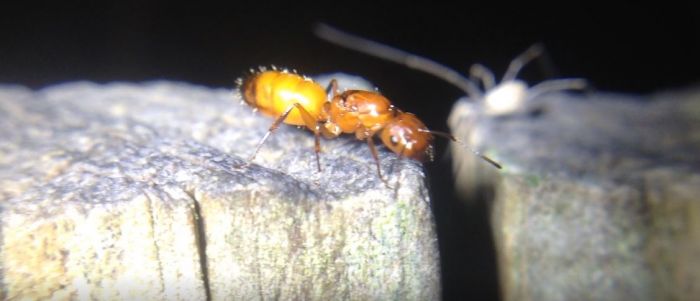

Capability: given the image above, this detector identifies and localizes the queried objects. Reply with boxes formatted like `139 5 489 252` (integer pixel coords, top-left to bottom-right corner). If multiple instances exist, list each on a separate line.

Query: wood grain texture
0 78 440 300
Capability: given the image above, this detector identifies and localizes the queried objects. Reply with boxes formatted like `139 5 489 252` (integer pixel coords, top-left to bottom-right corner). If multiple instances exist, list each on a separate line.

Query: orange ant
236 66 500 184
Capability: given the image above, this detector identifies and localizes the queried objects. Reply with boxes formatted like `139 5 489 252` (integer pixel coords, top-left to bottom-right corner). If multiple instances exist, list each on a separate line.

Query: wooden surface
0 79 440 300
449 87 700 301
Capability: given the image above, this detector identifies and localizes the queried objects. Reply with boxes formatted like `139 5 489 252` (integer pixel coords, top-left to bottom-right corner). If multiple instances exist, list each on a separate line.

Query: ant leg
246 105 297 165
366 137 392 187
325 79 340 99
528 78 588 100
292 103 326 172
246 103 323 172
387 144 406 194
469 63 496 91
312 122 322 172
502 43 544 82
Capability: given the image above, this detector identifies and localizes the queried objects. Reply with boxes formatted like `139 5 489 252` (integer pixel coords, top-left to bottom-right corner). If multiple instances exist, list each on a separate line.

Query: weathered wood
449 87 700 301
0 79 440 300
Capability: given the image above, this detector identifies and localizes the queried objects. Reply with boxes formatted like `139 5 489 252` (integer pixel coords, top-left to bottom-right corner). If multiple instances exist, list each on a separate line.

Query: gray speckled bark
448 87 700 301
0 78 440 300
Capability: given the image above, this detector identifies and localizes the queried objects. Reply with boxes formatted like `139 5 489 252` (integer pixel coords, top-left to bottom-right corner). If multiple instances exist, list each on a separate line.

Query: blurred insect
314 23 587 116
467 44 587 115
237 67 501 185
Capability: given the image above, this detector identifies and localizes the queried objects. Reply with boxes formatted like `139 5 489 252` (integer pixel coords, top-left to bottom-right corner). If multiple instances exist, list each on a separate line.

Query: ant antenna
419 129 502 169
314 23 482 99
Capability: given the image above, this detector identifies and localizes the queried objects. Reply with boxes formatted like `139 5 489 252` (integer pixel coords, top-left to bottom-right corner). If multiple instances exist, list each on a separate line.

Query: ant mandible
314 23 587 116
236 66 500 185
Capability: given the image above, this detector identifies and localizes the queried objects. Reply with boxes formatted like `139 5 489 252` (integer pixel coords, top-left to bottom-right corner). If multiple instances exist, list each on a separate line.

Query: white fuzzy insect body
466 44 587 116
482 80 529 115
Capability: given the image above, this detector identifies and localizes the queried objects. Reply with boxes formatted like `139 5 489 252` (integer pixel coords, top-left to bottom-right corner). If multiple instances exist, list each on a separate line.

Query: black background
2 2 698 300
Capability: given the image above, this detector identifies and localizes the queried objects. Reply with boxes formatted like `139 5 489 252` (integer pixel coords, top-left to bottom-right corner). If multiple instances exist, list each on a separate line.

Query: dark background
2 2 698 300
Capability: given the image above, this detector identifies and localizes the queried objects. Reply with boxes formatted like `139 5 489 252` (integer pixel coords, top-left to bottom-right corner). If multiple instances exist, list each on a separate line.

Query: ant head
379 112 434 161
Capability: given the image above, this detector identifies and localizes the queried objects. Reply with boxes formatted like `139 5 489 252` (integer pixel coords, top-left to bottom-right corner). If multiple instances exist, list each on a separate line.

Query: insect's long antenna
314 23 482 99
502 43 544 82
419 129 502 169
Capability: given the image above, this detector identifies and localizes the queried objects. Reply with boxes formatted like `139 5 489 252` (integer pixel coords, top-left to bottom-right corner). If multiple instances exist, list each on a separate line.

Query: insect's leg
312 123 322 172
469 63 496 91
325 79 340 99
528 78 588 100
366 137 393 187
383 143 406 193
502 43 544 82
292 103 324 172
246 105 298 165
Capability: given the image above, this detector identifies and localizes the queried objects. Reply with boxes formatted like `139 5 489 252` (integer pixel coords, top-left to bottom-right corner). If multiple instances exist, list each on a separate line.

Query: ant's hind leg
245 103 324 172
246 105 298 165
